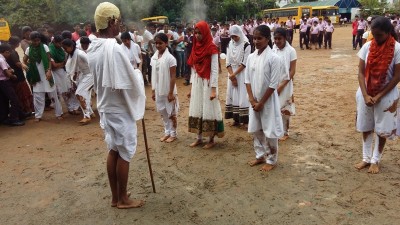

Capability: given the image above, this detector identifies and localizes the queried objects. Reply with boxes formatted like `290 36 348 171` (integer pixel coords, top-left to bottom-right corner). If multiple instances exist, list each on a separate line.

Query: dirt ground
1 26 400 225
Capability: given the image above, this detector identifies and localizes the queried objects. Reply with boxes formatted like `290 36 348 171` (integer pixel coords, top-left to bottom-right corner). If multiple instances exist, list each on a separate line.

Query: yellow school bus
141 16 169 24
263 6 312 28
0 18 11 42
312 6 340 23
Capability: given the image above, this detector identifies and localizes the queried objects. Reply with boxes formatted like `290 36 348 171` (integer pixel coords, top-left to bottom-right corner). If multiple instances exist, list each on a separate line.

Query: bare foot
368 163 380 174
248 158 265 167
160 135 170 142
279 135 289 142
117 198 145 209
260 163 276 172
111 192 131 207
354 161 370 170
34 118 41 122
189 139 203 147
203 141 217 149
165 136 177 143
57 116 64 120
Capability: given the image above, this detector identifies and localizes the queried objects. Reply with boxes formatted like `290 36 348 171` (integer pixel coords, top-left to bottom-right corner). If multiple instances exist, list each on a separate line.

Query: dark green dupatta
26 43 54 86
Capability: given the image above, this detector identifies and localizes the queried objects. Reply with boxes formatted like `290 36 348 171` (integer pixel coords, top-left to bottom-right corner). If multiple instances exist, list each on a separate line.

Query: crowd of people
1 1 400 208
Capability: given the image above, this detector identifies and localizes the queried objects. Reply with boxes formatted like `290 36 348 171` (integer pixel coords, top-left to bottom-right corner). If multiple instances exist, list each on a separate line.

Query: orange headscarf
365 36 396 97
187 21 219 80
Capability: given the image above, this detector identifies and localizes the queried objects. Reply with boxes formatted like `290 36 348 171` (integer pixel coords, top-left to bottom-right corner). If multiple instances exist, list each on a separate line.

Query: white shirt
272 42 297 82
357 20 368 30
142 29 154 51
325 24 334 32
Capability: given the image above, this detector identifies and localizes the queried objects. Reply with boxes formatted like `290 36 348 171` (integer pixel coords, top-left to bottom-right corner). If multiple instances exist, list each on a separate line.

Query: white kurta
225 42 251 123
189 54 224 137
122 41 142 69
272 42 297 115
25 45 56 93
356 41 400 139
151 50 179 116
245 47 284 138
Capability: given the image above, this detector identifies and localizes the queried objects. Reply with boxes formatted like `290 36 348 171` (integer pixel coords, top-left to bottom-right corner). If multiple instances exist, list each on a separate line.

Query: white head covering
94 2 120 32
227 25 249 66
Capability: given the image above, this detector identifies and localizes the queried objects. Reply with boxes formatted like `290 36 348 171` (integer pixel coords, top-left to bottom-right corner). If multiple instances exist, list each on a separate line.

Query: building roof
282 0 361 9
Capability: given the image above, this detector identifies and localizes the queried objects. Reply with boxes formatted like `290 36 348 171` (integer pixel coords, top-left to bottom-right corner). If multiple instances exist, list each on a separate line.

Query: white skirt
188 75 224 137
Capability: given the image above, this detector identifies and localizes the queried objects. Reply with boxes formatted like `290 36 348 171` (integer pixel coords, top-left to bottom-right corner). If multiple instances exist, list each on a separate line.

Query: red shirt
72 32 80 41
352 20 358 35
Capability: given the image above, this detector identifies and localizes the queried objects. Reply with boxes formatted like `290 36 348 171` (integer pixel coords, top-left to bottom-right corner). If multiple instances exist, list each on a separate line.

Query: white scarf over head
227 25 249 66
151 49 177 96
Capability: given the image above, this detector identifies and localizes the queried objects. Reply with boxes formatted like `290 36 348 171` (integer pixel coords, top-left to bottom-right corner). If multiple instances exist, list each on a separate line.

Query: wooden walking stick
141 118 156 193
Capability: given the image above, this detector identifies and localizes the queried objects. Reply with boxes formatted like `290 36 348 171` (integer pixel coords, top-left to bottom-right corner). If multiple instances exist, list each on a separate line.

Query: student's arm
278 59 297 94
373 63 400 104
210 54 218 100
23 54 28 65
46 52 52 80
233 44 251 77
358 59 373 106
168 65 177 102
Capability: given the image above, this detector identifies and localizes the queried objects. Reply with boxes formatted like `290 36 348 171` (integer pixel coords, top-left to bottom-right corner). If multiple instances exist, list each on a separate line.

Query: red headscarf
365 36 396 97
187 21 219 80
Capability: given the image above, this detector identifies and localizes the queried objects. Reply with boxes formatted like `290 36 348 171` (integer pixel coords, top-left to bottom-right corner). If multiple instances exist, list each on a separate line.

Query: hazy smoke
183 0 207 23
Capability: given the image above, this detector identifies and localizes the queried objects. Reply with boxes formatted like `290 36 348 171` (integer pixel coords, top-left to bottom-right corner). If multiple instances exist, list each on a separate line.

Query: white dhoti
101 112 137 162
52 68 80 112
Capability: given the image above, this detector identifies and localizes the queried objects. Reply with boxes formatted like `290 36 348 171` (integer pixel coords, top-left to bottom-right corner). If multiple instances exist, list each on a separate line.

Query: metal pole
142 118 156 193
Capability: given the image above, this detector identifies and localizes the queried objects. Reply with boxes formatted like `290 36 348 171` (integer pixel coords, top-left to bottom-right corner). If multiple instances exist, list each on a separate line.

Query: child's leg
160 108 171 141
369 134 386 174
280 114 290 141
248 130 267 166
261 137 278 171
48 90 63 118
34 92 46 119
355 131 373 170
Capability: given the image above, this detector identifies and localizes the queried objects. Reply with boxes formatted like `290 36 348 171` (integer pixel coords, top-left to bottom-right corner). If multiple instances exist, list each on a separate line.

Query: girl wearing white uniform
246 25 283 172
151 33 179 143
49 35 80 115
354 17 400 174
187 21 225 149
272 27 297 141
63 38 94 125
120 32 142 69
225 25 251 126
23 31 63 121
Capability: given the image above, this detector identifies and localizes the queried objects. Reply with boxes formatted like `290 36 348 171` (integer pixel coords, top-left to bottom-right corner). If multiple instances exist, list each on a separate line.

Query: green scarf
49 43 65 63
26 43 53 86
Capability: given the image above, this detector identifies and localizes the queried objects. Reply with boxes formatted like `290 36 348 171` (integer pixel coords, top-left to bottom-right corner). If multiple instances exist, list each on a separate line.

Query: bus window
327 9 338 16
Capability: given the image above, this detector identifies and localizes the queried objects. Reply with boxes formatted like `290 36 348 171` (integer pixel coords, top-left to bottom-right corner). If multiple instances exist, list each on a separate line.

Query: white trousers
362 133 383 164
253 130 279 165
160 108 177 137
34 91 63 119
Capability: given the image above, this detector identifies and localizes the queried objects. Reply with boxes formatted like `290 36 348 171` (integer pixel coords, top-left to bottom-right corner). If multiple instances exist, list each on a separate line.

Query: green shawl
49 43 65 63
26 43 54 86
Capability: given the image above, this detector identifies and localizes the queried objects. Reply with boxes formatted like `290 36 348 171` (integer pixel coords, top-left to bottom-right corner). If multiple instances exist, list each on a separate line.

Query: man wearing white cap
87 2 145 209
